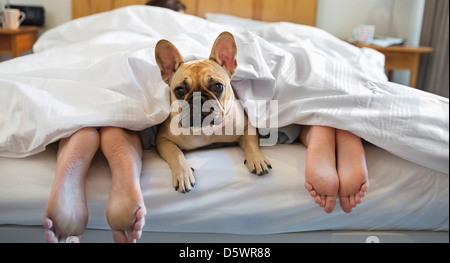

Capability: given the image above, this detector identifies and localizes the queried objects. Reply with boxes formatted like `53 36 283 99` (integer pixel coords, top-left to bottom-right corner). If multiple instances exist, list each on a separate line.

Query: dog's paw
172 166 196 194
244 152 272 176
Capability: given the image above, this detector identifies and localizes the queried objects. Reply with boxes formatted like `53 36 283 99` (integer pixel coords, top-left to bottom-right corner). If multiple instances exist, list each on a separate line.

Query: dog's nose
190 93 211 110
201 106 214 117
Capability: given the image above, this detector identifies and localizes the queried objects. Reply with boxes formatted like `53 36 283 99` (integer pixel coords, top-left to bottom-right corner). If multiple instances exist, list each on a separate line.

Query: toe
45 229 58 243
43 217 53 230
304 181 314 192
339 196 353 213
349 195 356 208
360 182 368 197
246 160 256 174
132 208 146 240
127 232 137 243
112 229 128 243
131 229 143 240
323 195 337 213
314 195 322 205
43 217 58 243
355 193 362 204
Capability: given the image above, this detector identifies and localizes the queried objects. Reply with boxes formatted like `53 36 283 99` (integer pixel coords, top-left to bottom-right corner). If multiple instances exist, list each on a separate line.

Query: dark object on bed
145 0 186 12
6 5 45 26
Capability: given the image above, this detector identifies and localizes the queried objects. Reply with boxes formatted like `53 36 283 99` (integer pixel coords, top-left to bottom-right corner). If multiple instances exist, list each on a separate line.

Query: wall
1 0 71 28
316 0 426 85
1 0 71 61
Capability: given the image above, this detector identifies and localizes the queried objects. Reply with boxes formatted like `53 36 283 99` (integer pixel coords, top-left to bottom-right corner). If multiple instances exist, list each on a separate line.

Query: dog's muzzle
184 92 223 128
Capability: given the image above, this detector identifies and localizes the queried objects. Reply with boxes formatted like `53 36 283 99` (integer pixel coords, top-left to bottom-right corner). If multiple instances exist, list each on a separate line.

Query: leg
335 129 369 213
157 137 196 193
43 128 100 243
156 123 196 193
240 122 272 176
299 126 339 213
99 127 146 243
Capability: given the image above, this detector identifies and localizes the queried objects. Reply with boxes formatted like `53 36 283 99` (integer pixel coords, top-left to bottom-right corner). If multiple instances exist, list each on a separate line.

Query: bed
0 0 448 243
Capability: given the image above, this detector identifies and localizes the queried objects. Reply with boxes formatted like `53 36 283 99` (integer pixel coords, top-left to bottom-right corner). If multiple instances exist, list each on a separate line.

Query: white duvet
0 6 448 174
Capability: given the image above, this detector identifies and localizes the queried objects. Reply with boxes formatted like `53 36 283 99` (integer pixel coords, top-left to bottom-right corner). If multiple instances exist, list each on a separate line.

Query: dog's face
155 32 237 128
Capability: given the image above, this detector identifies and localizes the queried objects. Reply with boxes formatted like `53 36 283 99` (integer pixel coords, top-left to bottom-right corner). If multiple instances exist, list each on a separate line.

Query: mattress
0 142 448 234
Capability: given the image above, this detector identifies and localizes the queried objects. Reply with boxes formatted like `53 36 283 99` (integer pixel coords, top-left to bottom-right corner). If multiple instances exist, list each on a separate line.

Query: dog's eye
174 87 186 99
213 83 224 94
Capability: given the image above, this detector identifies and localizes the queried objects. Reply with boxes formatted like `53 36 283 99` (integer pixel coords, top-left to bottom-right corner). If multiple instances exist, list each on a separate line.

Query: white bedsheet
0 6 448 175
0 143 448 233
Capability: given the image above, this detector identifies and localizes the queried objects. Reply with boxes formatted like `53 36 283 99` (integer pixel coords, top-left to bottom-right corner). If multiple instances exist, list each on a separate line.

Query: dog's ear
155 40 185 84
209 32 238 77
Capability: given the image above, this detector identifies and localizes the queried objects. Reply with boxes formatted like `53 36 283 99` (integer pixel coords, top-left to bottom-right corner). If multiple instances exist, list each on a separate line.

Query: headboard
72 0 318 26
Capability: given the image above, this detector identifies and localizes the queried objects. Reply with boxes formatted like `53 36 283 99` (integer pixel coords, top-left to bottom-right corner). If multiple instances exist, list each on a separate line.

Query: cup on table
1 8 26 30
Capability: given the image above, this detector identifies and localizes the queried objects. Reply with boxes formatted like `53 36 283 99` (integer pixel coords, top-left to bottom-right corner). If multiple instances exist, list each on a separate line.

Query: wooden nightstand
0 26 40 58
351 42 433 88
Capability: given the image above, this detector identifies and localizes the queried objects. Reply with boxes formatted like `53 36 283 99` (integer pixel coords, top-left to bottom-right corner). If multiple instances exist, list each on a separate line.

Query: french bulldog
155 32 272 193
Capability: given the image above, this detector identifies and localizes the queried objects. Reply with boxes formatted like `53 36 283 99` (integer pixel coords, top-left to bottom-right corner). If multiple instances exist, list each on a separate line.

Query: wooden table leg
409 53 421 88
11 36 20 58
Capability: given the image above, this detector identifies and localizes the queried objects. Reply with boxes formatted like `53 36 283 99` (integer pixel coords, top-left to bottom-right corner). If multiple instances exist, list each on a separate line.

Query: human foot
304 145 339 213
43 164 89 243
106 181 146 243
43 128 99 242
100 127 146 243
336 129 369 213
302 126 339 213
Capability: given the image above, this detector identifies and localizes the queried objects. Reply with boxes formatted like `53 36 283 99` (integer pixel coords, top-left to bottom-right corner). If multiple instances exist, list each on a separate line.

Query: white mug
1 8 26 30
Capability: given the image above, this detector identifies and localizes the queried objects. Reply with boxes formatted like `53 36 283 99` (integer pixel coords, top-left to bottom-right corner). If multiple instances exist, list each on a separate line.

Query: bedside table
0 26 40 58
351 42 433 88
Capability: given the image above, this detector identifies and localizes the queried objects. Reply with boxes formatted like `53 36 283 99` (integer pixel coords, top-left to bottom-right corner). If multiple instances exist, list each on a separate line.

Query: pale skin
299 125 369 213
43 127 146 243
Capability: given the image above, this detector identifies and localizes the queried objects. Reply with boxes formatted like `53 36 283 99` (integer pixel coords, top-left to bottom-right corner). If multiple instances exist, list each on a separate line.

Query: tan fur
155 32 271 193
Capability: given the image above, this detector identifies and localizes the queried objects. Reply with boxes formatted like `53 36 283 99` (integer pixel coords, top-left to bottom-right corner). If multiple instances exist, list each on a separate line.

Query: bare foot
336 129 369 213
100 127 146 243
106 183 146 243
302 126 339 213
304 145 339 213
43 128 99 242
